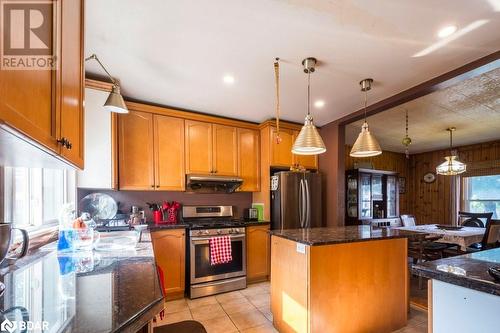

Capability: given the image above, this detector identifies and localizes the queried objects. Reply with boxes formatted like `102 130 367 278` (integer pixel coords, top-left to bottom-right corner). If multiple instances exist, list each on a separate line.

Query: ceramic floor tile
220 297 256 314
246 293 270 308
216 290 246 303
187 296 218 309
408 308 428 325
164 298 189 314
240 285 268 297
191 303 227 321
240 322 278 333
157 309 192 326
257 305 273 322
229 309 269 330
200 315 239 333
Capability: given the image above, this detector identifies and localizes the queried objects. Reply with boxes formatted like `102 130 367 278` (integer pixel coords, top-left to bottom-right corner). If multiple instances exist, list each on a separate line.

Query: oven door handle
191 234 246 242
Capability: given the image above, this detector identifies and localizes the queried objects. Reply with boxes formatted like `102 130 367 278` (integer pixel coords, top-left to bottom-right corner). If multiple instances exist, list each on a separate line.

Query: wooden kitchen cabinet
292 130 318 170
185 120 213 174
270 127 295 167
0 0 84 168
118 111 185 191
238 128 260 191
118 111 155 190
151 229 186 300
154 115 185 190
246 224 270 283
213 124 238 176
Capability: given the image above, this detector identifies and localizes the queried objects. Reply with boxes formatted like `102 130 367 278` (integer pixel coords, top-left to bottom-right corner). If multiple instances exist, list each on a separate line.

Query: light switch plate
296 243 306 254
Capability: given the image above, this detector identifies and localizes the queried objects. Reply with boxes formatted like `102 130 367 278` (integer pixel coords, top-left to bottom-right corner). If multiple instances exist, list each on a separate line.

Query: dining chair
154 321 207 333
467 219 500 252
458 211 493 228
400 214 416 227
407 233 448 289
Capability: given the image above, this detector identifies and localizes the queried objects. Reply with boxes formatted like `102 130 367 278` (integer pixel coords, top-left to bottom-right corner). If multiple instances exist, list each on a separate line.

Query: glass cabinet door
371 175 383 201
386 176 397 217
347 174 358 218
360 174 371 218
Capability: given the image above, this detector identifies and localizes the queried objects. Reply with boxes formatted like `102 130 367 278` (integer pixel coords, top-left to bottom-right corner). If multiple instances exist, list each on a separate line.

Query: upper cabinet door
213 124 238 176
238 128 260 191
0 4 59 152
293 131 318 169
154 115 185 191
185 120 213 174
59 0 84 168
270 127 294 167
118 111 155 190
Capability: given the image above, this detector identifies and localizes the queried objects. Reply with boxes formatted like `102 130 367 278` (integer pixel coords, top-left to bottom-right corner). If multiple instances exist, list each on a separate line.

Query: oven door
190 234 246 284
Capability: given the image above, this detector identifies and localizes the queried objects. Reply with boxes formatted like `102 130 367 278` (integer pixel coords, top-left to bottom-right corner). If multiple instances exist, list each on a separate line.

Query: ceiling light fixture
85 54 128 114
314 100 325 108
402 109 412 159
437 25 457 38
223 75 235 84
436 127 466 176
350 78 382 158
291 57 326 155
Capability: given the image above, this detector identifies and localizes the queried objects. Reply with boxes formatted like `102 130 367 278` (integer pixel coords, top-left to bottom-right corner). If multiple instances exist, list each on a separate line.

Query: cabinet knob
156 185 160 188
57 137 72 150
151 185 155 188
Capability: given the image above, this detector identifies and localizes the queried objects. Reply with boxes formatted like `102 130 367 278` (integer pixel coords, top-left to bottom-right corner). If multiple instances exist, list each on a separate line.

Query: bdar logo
1 0 56 70
0 318 17 333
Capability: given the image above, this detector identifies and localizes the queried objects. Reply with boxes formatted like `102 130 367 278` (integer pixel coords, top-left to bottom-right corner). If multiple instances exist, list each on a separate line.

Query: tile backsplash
77 189 253 221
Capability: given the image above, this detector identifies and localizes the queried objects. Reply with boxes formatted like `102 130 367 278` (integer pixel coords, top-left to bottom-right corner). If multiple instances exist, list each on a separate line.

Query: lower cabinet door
151 229 186 300
246 225 270 283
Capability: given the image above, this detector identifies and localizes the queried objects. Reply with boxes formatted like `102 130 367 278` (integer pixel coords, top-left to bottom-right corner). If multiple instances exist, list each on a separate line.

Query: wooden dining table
393 224 485 251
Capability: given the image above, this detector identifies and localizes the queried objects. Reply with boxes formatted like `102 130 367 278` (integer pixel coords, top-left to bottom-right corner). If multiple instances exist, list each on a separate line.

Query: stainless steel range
183 205 247 299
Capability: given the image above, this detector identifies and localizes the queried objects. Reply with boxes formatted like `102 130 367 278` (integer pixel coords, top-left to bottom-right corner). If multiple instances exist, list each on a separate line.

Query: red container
153 210 162 224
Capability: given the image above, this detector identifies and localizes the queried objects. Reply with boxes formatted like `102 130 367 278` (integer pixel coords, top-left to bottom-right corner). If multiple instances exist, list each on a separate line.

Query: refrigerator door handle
299 179 305 228
304 179 311 228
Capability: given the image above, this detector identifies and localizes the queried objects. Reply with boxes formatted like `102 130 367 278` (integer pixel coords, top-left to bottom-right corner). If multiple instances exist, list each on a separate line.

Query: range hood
186 174 243 193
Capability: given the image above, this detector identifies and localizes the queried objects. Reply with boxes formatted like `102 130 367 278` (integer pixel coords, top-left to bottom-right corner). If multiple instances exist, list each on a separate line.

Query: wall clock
423 172 436 183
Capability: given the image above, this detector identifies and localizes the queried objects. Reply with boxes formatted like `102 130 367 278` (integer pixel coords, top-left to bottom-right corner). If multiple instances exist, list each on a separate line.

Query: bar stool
154 321 207 333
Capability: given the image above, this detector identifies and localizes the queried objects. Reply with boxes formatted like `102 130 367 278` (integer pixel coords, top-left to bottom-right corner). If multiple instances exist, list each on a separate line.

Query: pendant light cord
274 58 281 142
405 109 408 137
307 71 311 116
364 88 368 122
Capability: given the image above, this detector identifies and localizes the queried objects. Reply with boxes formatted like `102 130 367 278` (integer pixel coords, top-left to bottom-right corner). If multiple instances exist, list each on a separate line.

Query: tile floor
154 281 428 333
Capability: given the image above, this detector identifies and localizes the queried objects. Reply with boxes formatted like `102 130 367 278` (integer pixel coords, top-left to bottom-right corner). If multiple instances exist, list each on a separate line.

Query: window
2 167 75 230
463 175 500 219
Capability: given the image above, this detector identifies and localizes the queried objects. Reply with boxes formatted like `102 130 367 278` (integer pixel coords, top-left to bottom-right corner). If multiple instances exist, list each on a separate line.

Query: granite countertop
413 248 500 297
0 231 163 333
270 225 410 246
148 221 270 231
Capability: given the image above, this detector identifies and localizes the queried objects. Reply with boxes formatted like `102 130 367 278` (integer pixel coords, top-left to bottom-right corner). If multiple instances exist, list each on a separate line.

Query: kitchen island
270 226 409 333
413 248 500 333
0 231 163 333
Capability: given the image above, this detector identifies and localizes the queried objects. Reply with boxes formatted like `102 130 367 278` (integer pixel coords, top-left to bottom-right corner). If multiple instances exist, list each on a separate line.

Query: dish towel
210 236 233 265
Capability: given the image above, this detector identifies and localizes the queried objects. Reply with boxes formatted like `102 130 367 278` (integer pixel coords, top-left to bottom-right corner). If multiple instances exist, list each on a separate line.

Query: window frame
462 174 500 219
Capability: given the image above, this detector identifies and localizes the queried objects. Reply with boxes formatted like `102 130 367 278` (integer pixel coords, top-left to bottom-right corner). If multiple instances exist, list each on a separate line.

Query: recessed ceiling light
437 25 457 38
314 100 325 108
223 75 235 84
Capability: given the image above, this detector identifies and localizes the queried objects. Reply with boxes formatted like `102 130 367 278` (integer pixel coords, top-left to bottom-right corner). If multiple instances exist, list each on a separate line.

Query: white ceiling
345 68 500 153
85 0 500 126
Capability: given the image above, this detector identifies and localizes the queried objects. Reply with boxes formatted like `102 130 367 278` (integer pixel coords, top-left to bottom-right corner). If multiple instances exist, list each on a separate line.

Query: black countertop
0 231 163 333
270 225 410 246
413 248 500 297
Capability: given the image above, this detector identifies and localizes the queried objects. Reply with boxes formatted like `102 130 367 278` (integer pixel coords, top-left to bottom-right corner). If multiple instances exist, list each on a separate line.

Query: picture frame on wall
398 177 406 194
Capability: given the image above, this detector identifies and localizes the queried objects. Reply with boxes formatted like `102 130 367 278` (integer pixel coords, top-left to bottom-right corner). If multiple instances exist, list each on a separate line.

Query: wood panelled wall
345 146 410 213
408 139 500 225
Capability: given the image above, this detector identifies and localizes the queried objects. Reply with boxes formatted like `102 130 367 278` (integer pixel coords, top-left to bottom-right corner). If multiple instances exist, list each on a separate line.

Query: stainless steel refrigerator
271 171 322 230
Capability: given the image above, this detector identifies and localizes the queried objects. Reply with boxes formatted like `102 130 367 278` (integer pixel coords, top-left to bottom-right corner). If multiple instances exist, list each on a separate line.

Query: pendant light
291 57 326 155
350 78 382 157
402 109 412 159
436 127 466 175
85 54 129 114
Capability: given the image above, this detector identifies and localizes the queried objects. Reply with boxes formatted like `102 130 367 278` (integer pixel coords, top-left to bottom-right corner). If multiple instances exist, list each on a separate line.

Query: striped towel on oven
209 236 233 265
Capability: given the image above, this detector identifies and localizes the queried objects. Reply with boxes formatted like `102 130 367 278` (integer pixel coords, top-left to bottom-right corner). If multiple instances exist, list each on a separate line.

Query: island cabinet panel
246 225 270 282
271 236 408 333
154 115 185 191
213 124 238 176
238 128 260 192
185 120 213 174
270 127 295 167
270 236 309 333
151 229 186 300
118 111 155 190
